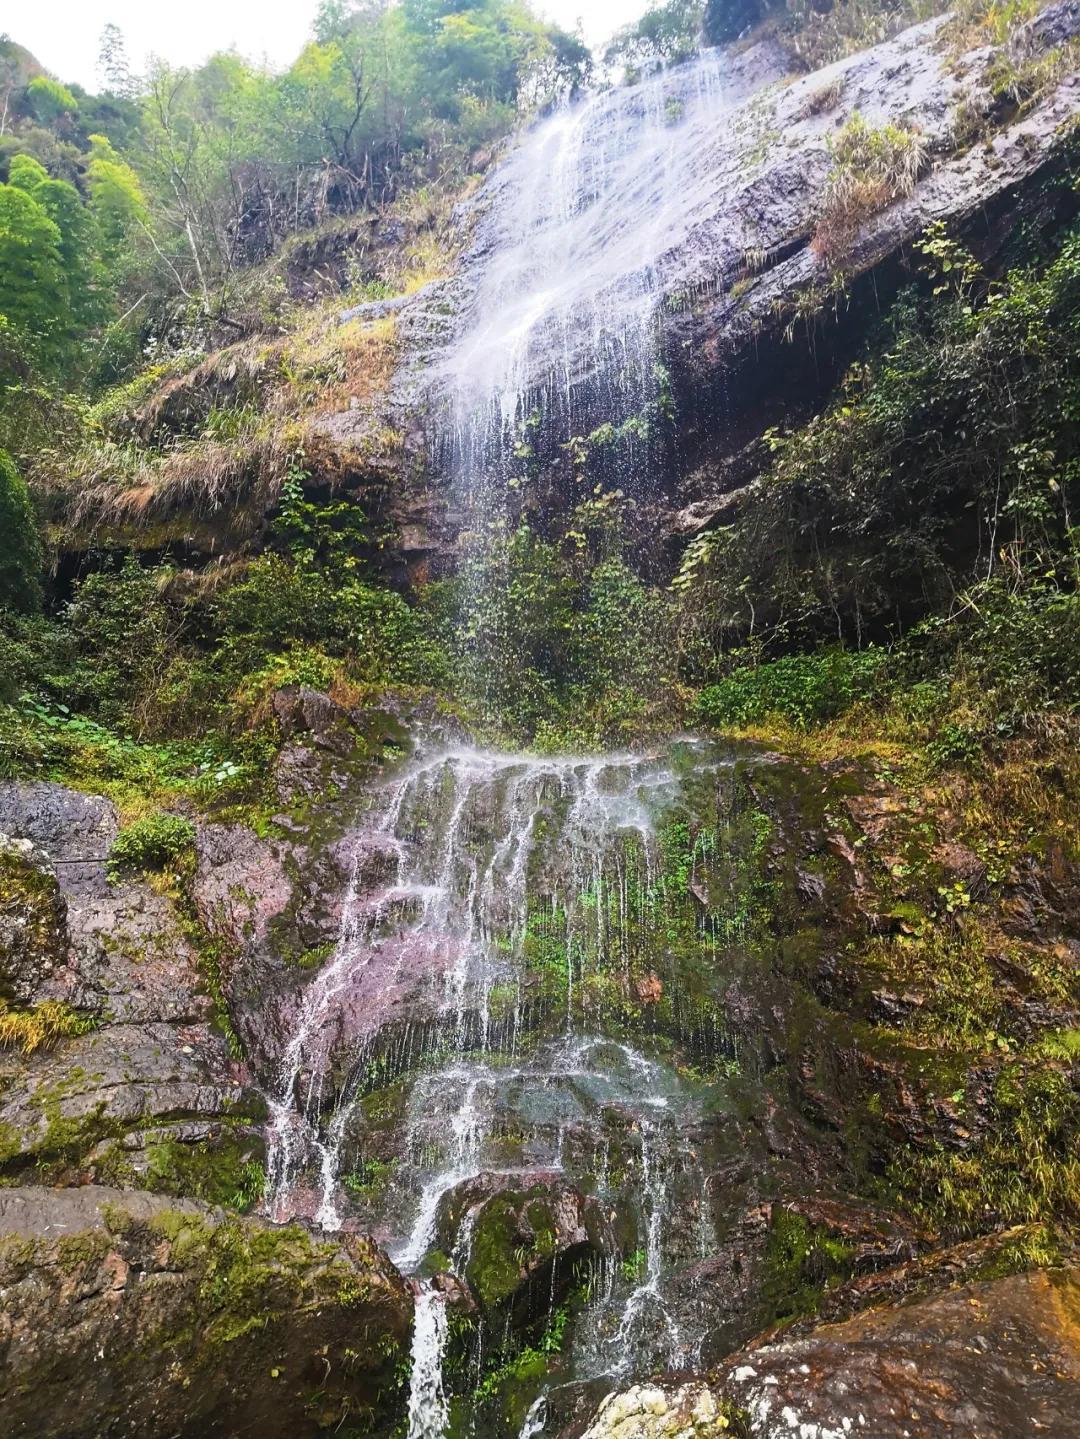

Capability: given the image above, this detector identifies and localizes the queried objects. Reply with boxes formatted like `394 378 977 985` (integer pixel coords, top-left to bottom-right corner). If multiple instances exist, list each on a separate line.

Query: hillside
0 2 1078 1436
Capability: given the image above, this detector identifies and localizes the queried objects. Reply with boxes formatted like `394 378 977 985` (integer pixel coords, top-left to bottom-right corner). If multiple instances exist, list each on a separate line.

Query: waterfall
265 47 754 1439
406 1283 451 1439
441 47 731 433
265 743 732 1434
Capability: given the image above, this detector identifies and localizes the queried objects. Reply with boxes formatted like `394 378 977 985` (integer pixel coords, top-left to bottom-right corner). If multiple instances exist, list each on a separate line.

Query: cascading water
441 46 732 434
265 742 753 1430
265 47 765 1439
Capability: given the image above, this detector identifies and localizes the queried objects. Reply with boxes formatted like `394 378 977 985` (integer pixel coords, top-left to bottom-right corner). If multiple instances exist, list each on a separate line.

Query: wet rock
714 1268 1080 1437
271 684 363 757
438 1172 615 1323
778 1223 1068 1334
670 1195 923 1365
578 1383 735 1439
0 782 264 1185
0 834 67 1005
0 1184 413 1439
579 1267 1080 1438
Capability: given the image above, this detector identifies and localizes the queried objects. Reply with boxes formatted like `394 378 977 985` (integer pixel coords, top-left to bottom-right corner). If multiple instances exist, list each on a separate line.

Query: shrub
108 812 196 879
62 558 174 730
699 647 887 728
812 113 928 265
675 225 1080 678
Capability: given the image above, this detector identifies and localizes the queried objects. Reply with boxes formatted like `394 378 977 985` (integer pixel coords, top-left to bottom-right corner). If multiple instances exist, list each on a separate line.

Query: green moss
893 1059 1080 1232
761 1208 856 1323
56 1229 112 1273
145 1131 266 1212
464 1191 560 1311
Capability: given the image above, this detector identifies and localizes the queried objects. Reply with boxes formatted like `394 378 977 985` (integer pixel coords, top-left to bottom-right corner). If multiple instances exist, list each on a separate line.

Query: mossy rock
0 845 67 1005
0 1184 413 1439
445 1176 613 1325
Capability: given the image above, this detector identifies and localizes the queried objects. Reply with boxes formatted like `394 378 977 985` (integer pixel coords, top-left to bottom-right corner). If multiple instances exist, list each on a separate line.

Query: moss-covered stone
0 1184 413 1439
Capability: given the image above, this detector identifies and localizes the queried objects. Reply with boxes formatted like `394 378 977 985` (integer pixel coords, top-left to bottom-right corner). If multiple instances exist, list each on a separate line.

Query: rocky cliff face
0 782 263 1190
0 708 1076 1435
378 1 1080 565
579 1267 1080 1439
5 7 1080 1437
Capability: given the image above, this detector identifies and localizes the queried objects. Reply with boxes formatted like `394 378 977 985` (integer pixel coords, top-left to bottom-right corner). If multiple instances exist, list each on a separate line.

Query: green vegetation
811 112 928 265
107 812 196 879
459 507 675 743
0 450 41 613
700 648 886 729
0 2 587 397
0 998 92 1054
761 1207 855 1321
896 1059 1080 1230
145 1137 267 1213
679 222 1080 757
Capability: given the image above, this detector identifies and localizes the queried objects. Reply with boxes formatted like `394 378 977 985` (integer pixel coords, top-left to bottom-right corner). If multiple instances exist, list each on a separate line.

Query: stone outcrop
576 1269 1080 1439
716 1268 1080 1438
386 3 1080 552
0 1185 413 1439
437 1173 616 1322
0 782 264 1190
579 1384 736 1439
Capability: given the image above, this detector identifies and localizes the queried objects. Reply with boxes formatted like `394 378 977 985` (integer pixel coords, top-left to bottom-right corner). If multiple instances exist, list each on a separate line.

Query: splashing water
265 741 736 1436
406 1283 451 1439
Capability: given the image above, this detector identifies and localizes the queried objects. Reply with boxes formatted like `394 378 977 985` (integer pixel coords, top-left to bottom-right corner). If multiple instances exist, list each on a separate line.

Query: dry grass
812 113 930 266
0 999 91 1054
64 428 288 538
44 287 404 543
795 77 845 121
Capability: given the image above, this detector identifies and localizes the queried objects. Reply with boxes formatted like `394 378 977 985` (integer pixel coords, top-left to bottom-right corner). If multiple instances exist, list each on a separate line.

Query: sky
9 0 646 92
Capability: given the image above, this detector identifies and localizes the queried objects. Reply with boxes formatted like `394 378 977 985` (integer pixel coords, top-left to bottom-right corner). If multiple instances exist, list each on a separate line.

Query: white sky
8 1 646 91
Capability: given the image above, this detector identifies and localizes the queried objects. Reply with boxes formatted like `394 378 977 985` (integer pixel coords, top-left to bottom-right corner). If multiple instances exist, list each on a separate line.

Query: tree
703 0 763 46
8 154 110 330
0 447 42 612
85 133 147 264
0 182 68 366
606 0 704 68
98 23 137 99
25 75 78 125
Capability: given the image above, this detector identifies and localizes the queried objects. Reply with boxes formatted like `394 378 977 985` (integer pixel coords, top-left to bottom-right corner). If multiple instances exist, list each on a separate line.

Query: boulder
715 1267 1080 1437
438 1172 616 1323
577 1268 1080 1438
0 1185 413 1438
0 834 67 1005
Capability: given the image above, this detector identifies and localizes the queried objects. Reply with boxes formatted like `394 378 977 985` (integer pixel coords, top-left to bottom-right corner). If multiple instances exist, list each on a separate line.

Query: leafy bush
699 647 887 728
676 223 1080 692
108 812 196 879
61 558 174 731
211 555 454 693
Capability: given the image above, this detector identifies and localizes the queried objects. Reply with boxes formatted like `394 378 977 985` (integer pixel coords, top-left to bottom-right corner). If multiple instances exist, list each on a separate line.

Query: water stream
266 46 754 1439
